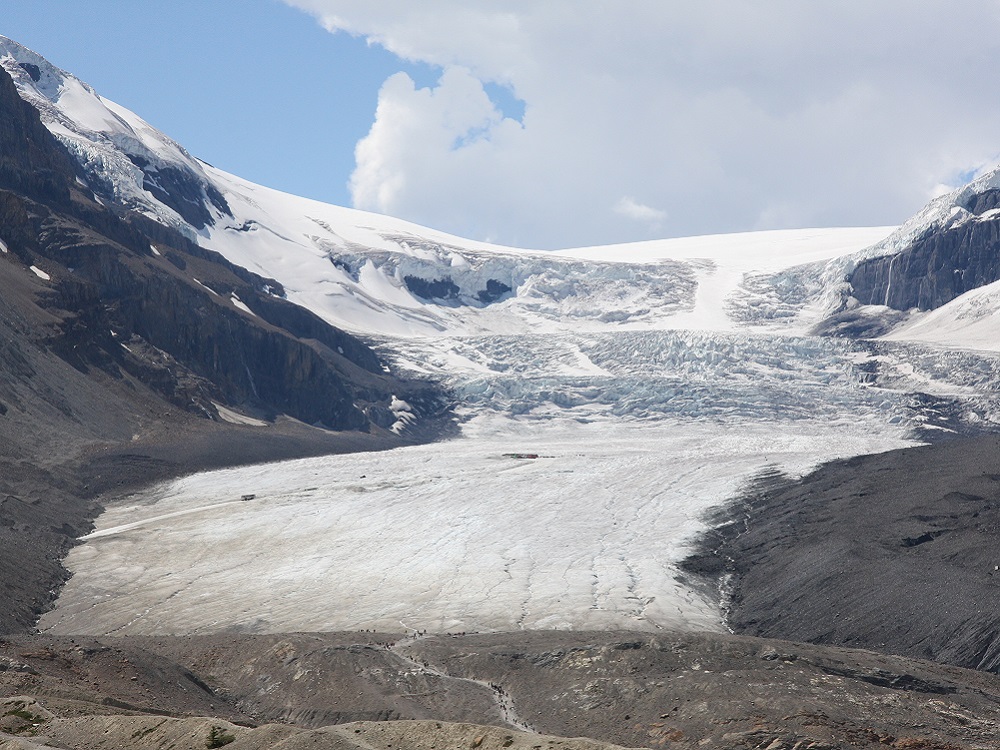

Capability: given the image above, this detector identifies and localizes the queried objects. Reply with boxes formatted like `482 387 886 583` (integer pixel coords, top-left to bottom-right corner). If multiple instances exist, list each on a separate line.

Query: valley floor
3 629 1000 750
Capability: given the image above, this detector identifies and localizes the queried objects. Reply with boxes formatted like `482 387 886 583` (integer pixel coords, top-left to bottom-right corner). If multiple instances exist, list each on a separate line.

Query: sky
5 1 1000 250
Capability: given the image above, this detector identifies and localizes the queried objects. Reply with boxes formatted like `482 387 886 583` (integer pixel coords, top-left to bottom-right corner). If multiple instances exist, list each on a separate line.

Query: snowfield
199 165 896 338
11 34 1000 637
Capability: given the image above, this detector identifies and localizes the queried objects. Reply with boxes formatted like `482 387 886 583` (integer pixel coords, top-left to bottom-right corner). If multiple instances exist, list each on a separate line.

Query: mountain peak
0 35 77 105
1 35 230 232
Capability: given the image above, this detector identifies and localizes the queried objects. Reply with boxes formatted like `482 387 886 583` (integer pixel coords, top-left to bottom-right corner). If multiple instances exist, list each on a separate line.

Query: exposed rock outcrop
850 214 1000 311
0 62 450 433
124 152 231 230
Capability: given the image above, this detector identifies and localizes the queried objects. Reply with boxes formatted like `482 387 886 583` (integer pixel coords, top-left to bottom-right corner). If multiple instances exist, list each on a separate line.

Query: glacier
38 420 912 636
38 323 1000 635
9 35 1000 636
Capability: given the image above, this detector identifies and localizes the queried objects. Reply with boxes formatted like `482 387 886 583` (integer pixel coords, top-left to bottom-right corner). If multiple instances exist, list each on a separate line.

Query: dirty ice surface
41 416 912 636
39 291 1000 638
41 277 1000 637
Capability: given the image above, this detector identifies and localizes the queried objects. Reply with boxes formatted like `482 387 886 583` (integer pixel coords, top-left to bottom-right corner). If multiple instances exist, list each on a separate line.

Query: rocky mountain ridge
0 36 231 237
0 63 446 432
850 211 1000 312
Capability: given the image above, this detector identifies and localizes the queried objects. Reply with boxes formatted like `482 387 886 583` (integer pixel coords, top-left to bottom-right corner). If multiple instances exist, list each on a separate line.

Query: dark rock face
0 63 434 431
17 62 41 82
7 194 372 429
403 274 461 301
850 214 1000 310
0 61 78 208
477 278 513 303
403 274 513 305
963 187 1000 216
124 153 231 230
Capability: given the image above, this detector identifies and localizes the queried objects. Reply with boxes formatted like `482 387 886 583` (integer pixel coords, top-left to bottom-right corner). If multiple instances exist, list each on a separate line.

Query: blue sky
2 0 434 208
5 3 1000 249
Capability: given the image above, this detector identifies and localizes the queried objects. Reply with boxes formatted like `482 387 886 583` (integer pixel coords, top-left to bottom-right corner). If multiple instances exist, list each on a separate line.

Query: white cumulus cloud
284 1 1000 249
614 197 666 225
349 66 527 244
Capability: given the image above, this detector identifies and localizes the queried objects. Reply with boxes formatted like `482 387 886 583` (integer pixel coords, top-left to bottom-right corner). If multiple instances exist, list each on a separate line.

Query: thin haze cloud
284 1 1000 250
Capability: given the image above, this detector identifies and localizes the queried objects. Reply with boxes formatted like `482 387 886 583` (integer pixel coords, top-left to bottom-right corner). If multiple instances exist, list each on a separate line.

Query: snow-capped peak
0 35 228 234
856 164 1000 264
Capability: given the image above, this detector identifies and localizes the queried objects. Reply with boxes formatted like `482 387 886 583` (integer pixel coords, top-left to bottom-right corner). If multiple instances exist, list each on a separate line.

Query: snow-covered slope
202 166 893 336
882 278 1000 351
0 37 229 234
1 34 895 339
